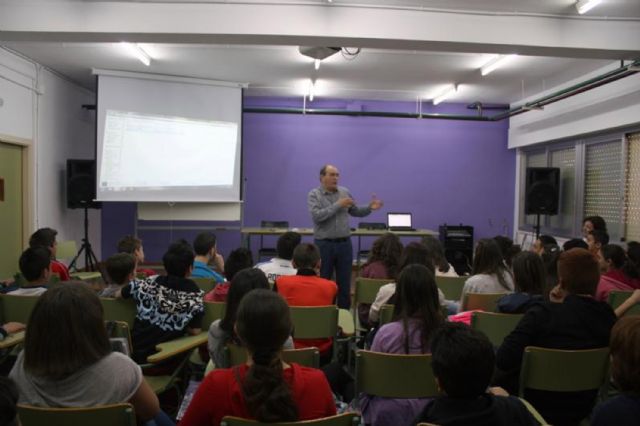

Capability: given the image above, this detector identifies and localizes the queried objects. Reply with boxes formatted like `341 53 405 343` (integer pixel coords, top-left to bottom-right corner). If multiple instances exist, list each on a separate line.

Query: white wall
0 47 100 266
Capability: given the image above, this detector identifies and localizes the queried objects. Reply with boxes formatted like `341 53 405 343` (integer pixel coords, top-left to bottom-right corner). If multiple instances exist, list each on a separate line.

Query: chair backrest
191 277 216 293
435 276 467 301
100 297 137 329
226 343 320 368
461 292 507 312
289 306 338 339
355 350 438 398
354 278 391 306
221 412 360 426
17 403 136 426
470 311 524 347
378 304 395 326
261 220 289 229
607 290 640 316
518 346 610 396
0 294 40 323
202 301 226 330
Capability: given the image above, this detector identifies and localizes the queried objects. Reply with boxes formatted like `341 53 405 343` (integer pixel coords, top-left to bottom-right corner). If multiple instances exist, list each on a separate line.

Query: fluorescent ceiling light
480 54 517 76
120 42 151 66
576 0 602 14
308 79 316 101
432 84 457 105
314 59 321 70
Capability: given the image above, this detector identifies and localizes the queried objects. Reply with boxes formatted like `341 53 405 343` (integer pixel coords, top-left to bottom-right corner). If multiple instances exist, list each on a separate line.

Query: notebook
387 212 415 231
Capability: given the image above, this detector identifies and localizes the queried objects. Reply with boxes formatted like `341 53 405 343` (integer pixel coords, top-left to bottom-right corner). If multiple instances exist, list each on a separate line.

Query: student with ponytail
180 290 336 425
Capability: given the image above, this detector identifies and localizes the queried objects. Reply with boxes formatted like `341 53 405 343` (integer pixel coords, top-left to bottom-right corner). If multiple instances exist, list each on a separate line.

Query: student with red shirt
596 244 636 302
28 228 70 281
275 243 338 356
180 289 335 426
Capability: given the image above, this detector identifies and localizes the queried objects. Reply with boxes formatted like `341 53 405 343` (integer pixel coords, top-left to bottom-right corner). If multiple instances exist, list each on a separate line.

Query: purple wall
101 97 515 262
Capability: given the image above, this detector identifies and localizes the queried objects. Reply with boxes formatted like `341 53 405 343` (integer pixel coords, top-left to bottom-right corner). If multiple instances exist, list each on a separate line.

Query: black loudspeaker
525 167 560 215
66 159 101 209
439 224 474 276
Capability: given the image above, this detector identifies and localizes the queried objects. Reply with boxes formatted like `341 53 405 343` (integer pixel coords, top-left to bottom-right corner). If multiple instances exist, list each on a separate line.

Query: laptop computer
387 212 415 231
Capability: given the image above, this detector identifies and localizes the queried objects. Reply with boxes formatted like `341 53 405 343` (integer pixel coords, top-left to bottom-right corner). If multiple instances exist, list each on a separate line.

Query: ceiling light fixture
575 0 602 14
314 59 321 70
308 79 316 102
433 84 458 105
120 42 151 66
480 54 517 76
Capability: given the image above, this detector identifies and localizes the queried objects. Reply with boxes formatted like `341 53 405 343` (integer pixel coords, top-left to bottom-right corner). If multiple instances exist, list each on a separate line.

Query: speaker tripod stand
68 206 99 272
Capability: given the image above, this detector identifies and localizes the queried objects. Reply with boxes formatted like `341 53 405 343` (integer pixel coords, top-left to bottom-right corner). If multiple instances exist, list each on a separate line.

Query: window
549 147 576 234
624 132 640 242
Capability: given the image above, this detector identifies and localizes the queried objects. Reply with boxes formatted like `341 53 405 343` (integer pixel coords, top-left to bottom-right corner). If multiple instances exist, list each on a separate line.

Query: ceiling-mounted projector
298 46 341 60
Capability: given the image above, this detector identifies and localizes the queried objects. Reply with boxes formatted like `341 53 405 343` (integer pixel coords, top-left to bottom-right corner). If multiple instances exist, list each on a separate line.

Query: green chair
289 305 338 360
353 277 392 330
607 290 640 316
435 276 467 301
226 343 320 368
378 304 395 326
17 403 136 426
191 277 217 293
0 294 41 324
518 346 610 397
470 311 524 347
221 412 360 426
100 297 137 329
461 292 507 312
355 350 438 401
202 301 226 330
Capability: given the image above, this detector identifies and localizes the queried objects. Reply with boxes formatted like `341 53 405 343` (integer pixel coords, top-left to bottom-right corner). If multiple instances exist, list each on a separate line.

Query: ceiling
1 0 639 105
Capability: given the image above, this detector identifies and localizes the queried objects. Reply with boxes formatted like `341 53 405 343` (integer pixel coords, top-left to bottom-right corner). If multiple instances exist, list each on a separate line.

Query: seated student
587 229 609 256
191 232 225 282
582 215 607 240
29 227 70 281
255 231 301 286
208 268 294 368
622 241 640 289
10 247 52 296
9 284 172 426
0 377 19 426
531 234 558 256
497 251 545 314
181 290 336 425
460 239 514 307
423 235 459 277
414 322 538 426
563 238 589 251
595 244 636 302
496 248 616 426
361 264 444 426
591 315 640 426
205 248 254 302
361 233 403 279
275 243 337 356
100 253 137 298
119 241 204 364
117 235 156 278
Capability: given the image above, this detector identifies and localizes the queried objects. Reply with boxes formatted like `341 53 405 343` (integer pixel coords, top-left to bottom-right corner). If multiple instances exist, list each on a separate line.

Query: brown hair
364 233 403 279
117 235 142 254
610 316 640 395
292 243 321 270
105 252 136 285
557 248 600 296
24 283 111 380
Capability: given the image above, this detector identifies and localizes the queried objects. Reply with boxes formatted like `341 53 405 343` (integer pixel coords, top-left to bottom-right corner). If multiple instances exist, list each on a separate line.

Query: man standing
307 164 383 308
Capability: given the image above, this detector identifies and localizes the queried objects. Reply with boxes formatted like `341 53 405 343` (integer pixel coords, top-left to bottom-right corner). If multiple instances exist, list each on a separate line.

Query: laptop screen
387 212 412 228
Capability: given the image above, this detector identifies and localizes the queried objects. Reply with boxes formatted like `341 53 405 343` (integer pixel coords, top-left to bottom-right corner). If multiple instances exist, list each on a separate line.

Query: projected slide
99 110 238 191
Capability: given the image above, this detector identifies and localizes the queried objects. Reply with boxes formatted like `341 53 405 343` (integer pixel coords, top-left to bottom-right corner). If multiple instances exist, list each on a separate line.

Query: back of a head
493 235 519 268
430 322 495 398
557 248 600 296
116 235 141 254
584 215 607 232
162 241 195 277
193 232 216 256
538 235 558 247
601 244 626 270
276 232 301 261
106 253 136 285
28 227 57 249
421 235 450 274
399 242 433 273
367 233 403 278
394 264 443 353
623 241 640 279
224 248 254 281
236 289 298 422
472 239 505 275
292 243 320 270
609 316 640 395
220 268 270 334
563 238 589 251
511 251 545 295
19 247 51 282
24 283 111 380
